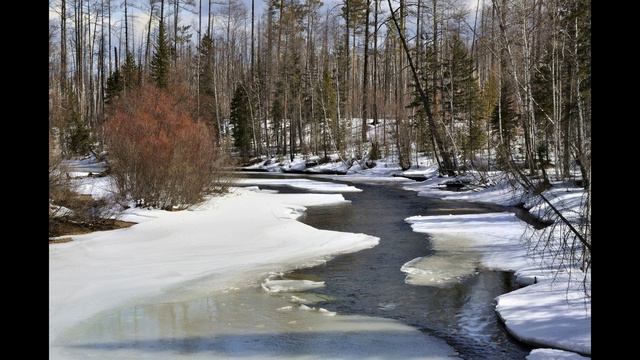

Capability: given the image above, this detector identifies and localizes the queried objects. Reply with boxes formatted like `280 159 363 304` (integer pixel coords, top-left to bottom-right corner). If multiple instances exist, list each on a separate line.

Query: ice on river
233 178 362 192
262 279 326 293
54 282 461 360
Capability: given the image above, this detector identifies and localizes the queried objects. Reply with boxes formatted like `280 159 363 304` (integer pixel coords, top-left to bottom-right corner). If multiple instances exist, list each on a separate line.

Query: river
56 173 535 359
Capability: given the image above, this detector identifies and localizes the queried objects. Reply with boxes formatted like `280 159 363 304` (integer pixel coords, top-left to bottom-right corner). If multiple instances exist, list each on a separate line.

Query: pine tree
151 16 170 88
198 34 216 129
230 85 252 160
105 69 123 105
122 51 139 91
491 84 518 161
64 90 93 155
442 35 482 159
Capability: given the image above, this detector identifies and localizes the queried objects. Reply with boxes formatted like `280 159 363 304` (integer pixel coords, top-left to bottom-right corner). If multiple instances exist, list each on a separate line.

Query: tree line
48 0 590 188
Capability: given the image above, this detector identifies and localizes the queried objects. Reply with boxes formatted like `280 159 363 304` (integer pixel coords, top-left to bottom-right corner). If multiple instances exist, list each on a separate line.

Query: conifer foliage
151 15 170 89
230 85 252 161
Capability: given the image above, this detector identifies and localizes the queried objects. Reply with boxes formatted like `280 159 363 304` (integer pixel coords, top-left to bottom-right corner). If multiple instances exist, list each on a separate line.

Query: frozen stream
56 173 535 359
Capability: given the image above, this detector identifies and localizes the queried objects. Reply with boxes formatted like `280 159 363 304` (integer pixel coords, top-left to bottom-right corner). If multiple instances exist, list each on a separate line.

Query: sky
49 0 481 51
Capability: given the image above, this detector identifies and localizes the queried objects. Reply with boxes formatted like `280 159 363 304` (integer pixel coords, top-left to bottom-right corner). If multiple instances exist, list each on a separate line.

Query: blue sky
49 0 480 50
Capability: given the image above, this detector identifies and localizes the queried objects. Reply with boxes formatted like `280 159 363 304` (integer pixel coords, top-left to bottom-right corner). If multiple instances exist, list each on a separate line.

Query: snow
405 213 531 272
306 160 351 174
70 176 117 199
61 155 108 175
525 186 587 223
400 251 479 287
52 156 590 357
403 211 590 354
50 204 75 218
400 170 590 355
403 173 526 206
526 348 590 360
50 187 380 358
261 279 326 293
496 274 591 355
232 178 362 192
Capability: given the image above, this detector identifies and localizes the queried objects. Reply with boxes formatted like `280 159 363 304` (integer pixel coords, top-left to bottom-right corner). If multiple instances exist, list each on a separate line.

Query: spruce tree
122 51 139 92
230 85 252 160
105 69 123 104
151 17 170 88
491 84 518 163
198 34 216 128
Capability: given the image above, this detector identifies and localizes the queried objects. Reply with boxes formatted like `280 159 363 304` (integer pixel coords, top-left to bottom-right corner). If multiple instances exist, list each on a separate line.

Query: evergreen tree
64 90 93 155
122 51 139 91
105 69 123 105
230 85 252 160
151 17 170 88
440 35 480 160
198 34 216 129
491 84 518 157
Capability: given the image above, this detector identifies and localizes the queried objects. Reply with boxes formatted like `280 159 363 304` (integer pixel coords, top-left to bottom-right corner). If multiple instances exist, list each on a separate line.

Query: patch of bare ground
49 219 136 242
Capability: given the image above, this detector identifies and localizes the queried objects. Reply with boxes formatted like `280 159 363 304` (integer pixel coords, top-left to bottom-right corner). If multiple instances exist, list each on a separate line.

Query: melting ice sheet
400 234 481 287
233 178 362 193
53 283 461 360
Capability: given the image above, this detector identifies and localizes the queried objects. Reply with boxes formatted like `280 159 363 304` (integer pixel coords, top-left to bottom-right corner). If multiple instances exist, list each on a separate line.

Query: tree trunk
388 0 454 175
361 0 371 145
61 0 67 92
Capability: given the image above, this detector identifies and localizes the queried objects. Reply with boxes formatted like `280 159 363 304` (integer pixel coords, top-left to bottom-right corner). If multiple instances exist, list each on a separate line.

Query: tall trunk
494 0 530 168
266 2 274 154
344 0 350 130
251 0 255 77
372 0 379 142
226 0 231 110
276 0 284 76
124 0 129 54
208 0 212 36
108 0 111 75
398 0 408 169
574 20 588 187
99 0 105 120
174 0 179 66
89 0 98 126
522 0 537 174
388 0 454 175
145 3 154 71
361 0 370 145
61 0 67 92
197 0 201 119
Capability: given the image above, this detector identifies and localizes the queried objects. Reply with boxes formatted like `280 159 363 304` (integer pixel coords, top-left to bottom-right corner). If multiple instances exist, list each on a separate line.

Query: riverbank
400 174 591 356
50 183 463 359
245 156 591 356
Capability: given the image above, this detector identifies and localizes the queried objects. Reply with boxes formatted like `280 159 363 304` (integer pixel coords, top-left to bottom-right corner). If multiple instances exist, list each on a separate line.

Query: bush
105 85 226 209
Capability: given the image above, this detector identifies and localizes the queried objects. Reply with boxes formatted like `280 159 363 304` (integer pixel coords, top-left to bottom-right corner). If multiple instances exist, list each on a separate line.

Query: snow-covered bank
526 348 590 359
241 153 438 180
403 211 590 355
496 274 591 356
50 187 380 356
232 177 362 192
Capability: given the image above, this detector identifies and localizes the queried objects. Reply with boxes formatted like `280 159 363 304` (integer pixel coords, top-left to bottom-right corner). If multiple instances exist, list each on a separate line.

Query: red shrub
105 85 226 209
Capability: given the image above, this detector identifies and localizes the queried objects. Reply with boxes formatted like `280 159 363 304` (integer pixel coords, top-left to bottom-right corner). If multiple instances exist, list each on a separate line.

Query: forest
48 0 590 179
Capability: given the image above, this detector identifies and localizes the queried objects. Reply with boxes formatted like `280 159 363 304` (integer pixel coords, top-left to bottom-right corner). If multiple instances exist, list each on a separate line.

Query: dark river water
243 173 533 359
58 173 537 359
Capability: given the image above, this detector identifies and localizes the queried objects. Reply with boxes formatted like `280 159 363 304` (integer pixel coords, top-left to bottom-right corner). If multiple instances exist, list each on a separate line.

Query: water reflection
294 182 532 359
58 285 459 359
56 176 532 359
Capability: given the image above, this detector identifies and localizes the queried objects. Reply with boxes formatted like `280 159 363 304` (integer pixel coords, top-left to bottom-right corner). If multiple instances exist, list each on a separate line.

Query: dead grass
49 219 136 239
